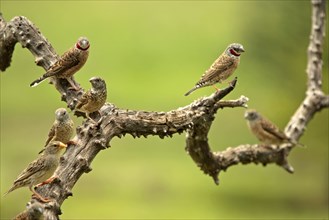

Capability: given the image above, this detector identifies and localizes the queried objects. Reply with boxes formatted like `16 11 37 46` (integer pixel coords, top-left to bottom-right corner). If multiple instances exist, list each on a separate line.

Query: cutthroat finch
30 37 90 90
185 43 245 96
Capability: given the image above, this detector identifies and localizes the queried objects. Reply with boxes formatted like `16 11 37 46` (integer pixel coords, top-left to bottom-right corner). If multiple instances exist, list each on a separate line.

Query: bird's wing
45 51 79 76
44 125 56 147
260 119 287 141
197 56 234 85
76 91 90 109
14 157 46 183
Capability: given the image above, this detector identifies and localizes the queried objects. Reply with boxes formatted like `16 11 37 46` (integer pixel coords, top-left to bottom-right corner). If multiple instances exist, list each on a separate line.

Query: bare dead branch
213 143 295 174
0 12 17 71
0 14 246 217
284 0 327 141
1 0 327 218
0 13 84 109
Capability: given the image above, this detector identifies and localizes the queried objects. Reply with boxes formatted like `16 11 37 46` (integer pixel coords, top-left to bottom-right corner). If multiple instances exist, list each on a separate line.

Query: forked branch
0 0 327 218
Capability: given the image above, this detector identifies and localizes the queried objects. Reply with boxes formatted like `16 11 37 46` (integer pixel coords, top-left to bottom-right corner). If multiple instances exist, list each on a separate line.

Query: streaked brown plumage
4 141 67 203
30 37 90 90
44 108 74 147
185 43 245 96
75 77 107 123
244 109 291 145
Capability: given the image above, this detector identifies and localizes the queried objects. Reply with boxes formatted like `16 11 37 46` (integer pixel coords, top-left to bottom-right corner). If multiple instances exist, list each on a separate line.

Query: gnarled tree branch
284 0 328 141
0 0 327 218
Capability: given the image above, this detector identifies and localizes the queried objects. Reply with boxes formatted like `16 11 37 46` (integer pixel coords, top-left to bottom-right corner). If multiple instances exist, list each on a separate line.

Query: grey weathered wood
284 0 329 140
0 0 327 218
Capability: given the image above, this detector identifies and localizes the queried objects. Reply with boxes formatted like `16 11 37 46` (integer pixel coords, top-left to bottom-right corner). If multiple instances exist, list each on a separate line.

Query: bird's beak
244 112 249 119
239 47 245 53
59 142 67 149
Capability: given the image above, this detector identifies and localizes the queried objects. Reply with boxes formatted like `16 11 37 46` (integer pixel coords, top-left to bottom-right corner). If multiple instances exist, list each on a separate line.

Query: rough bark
0 0 327 218
284 0 328 142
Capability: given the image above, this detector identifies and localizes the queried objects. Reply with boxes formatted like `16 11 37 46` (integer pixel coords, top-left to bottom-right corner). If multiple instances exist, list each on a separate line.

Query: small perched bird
44 108 74 147
185 43 245 96
4 141 67 203
75 77 107 123
30 37 90 90
244 109 292 145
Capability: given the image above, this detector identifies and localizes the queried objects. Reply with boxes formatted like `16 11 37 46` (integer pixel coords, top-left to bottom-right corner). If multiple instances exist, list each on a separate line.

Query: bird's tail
295 142 306 148
3 185 16 197
184 87 198 96
30 76 47 87
288 138 306 148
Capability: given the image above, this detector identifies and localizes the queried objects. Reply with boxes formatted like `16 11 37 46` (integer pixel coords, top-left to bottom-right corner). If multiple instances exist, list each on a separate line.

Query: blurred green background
1 1 328 219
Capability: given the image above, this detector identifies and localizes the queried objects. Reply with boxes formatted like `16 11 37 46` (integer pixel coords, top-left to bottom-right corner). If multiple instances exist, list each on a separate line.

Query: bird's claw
35 176 58 188
67 86 80 91
212 85 220 91
32 193 52 203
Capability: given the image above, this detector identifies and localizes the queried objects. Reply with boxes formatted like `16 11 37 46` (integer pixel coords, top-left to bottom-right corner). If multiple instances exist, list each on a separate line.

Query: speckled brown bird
185 43 245 96
44 108 74 147
30 37 90 90
75 77 107 123
244 109 292 145
4 141 67 203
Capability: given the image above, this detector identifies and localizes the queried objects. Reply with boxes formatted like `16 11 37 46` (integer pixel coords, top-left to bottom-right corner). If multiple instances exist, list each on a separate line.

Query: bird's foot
95 116 103 125
67 85 80 91
87 117 97 124
35 176 58 188
66 77 80 91
87 114 103 125
85 116 103 131
32 193 52 203
212 85 220 91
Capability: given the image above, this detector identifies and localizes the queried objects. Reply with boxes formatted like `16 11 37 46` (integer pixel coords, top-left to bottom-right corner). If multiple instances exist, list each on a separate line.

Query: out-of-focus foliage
1 1 328 219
